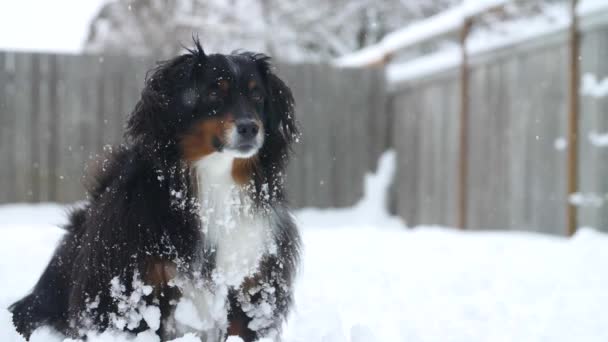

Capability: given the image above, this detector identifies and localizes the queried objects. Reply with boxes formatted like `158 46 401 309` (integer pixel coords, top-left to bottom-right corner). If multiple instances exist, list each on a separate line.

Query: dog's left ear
127 39 207 148
264 71 298 146
249 54 298 148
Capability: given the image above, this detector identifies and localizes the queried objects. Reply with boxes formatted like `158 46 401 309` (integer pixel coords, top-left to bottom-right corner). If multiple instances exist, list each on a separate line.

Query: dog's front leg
226 286 258 342
226 270 289 342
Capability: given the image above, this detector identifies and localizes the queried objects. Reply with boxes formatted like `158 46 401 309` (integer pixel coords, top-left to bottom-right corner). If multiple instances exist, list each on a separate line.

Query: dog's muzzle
225 118 264 158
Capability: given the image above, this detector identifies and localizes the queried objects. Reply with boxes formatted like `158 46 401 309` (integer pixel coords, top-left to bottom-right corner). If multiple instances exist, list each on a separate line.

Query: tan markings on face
180 116 235 162
232 156 259 185
248 80 257 90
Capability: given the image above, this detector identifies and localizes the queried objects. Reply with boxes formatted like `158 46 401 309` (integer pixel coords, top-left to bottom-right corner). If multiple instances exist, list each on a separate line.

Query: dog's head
126 38 297 166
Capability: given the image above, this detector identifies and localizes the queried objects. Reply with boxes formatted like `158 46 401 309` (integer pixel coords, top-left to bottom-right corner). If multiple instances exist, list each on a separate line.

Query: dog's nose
236 119 259 139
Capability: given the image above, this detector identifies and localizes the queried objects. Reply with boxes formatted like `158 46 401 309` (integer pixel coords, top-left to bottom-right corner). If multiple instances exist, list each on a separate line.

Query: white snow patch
340 0 607 85
569 192 605 208
142 306 161 332
349 324 378 342
134 330 161 342
226 336 245 342
387 48 462 84
3 151 608 341
0 0 106 54
85 329 160 342
166 333 200 342
578 0 608 15
29 326 64 342
588 131 608 147
0 202 69 228
582 73 608 98
554 137 568 151
335 0 508 67
174 298 205 330
297 150 404 229
107 274 155 331
388 1 571 84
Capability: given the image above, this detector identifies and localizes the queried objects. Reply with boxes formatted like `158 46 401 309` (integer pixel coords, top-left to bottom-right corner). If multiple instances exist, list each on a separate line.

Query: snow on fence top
387 0 608 85
388 3 572 84
336 0 608 86
334 0 509 68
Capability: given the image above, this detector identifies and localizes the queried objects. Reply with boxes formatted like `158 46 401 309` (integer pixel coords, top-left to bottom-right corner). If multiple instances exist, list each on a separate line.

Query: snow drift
1 151 608 341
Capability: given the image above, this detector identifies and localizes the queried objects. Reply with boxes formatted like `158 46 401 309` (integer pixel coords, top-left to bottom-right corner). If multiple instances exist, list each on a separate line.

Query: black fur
9 38 300 341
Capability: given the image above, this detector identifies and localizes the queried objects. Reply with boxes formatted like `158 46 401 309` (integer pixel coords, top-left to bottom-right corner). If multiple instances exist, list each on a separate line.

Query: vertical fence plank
47 54 60 201
592 29 608 230
69 54 89 202
281 62 305 207
13 53 35 202
29 54 43 202
0 52 17 203
393 87 418 226
466 64 486 229
444 79 461 227
505 54 526 230
367 68 390 171
54 54 71 202
80 55 103 196
580 27 608 231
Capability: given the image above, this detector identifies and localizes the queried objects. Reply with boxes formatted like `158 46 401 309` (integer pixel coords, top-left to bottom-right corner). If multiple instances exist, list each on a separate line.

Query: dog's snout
236 119 259 139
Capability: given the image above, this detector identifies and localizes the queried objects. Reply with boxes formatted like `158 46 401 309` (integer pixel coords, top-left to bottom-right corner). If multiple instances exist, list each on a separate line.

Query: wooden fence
0 52 388 209
1 19 608 235
390 21 608 234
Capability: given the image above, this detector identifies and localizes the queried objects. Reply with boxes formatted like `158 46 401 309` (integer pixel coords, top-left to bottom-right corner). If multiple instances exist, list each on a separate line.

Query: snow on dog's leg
227 289 257 342
227 266 289 342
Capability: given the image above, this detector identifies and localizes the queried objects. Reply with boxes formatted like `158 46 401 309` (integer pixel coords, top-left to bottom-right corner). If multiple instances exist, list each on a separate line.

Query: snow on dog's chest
195 153 271 287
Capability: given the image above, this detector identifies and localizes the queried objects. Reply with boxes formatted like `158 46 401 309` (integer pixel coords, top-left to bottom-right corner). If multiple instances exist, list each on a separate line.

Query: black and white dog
9 39 300 341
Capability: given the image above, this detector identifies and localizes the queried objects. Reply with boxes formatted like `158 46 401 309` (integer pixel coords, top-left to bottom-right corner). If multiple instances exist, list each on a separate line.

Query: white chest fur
170 153 277 337
194 152 272 287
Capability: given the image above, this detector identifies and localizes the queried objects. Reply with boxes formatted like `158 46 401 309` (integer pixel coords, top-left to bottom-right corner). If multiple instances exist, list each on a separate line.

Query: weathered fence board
390 19 608 234
580 27 608 229
392 74 460 227
0 53 15 203
13 53 35 202
276 62 389 208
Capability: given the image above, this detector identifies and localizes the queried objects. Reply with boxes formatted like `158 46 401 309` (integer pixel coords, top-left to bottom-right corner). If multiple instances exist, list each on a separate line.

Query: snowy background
0 0 105 54
1 152 608 341
2 0 608 340
0 0 459 60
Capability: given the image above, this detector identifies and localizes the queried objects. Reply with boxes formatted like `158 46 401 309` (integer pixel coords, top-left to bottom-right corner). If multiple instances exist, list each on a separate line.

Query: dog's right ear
126 37 208 147
125 60 176 147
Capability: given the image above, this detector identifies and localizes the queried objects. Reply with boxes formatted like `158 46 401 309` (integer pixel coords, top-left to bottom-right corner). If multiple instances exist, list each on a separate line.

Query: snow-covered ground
2 152 608 341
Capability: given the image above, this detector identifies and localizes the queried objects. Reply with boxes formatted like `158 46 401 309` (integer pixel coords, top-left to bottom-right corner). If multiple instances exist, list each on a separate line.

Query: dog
9 38 300 341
